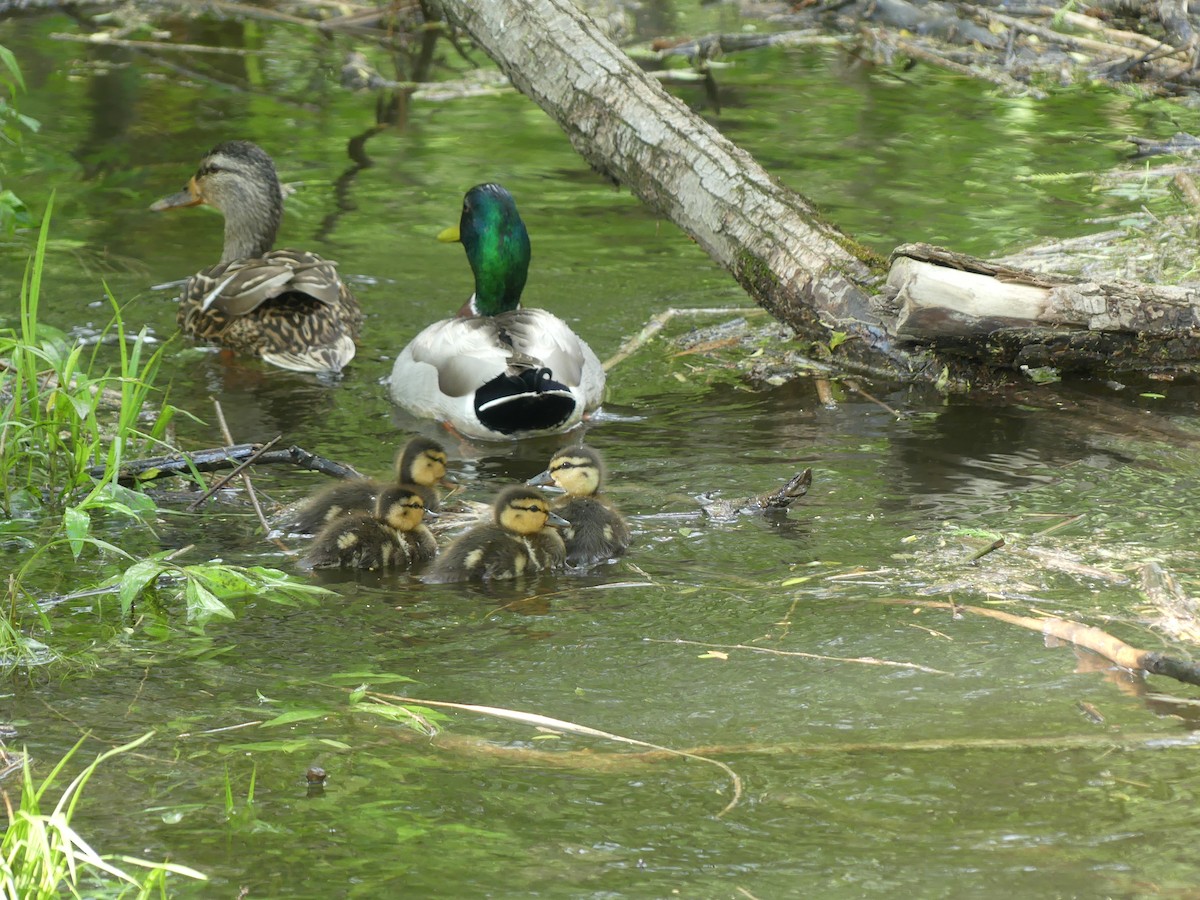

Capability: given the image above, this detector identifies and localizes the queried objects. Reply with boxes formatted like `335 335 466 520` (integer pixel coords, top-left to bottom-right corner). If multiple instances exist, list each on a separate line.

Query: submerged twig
186 433 281 511
207 400 284 547
602 307 766 371
178 720 264 738
967 537 1005 565
365 691 743 817
50 32 270 55
376 712 1200 764
1032 513 1085 537
881 597 1200 688
646 637 951 675
842 378 905 418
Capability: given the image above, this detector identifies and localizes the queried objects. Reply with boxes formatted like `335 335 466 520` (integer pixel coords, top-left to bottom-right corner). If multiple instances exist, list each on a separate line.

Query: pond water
4 5 1200 897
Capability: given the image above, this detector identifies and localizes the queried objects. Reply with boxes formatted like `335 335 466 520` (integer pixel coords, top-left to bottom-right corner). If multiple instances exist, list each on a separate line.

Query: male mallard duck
275 437 452 535
424 485 568 582
151 140 363 373
528 444 630 566
301 485 437 571
388 183 605 440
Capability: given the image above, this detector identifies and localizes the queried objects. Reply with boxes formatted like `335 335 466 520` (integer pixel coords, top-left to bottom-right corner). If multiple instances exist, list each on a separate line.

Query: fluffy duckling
275 437 452 535
151 140 363 373
528 444 630 566
301 486 437 571
389 183 604 440
424 486 567 583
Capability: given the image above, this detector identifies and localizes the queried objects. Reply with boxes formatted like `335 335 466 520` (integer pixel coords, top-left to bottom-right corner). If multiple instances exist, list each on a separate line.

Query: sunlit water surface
3 7 1200 897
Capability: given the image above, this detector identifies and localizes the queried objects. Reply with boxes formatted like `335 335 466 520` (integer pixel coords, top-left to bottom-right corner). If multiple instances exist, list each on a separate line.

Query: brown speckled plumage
273 437 451 535
302 486 437 571
153 140 363 373
424 486 565 583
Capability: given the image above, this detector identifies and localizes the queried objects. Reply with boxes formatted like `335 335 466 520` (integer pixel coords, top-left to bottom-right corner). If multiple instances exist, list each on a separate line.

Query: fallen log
437 0 1200 385
885 243 1200 372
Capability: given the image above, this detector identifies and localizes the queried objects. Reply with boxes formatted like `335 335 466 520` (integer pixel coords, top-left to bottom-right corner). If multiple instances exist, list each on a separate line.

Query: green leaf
63 506 90 558
95 481 157 517
184 578 234 624
118 557 170 616
827 330 848 351
219 739 323 754
1022 366 1060 385
244 565 338 598
260 709 328 728
0 45 24 90
326 671 416 685
187 565 261 599
394 823 429 842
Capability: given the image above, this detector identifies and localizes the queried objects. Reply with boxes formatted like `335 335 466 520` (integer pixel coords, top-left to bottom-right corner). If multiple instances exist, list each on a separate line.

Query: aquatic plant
0 203 333 669
0 199 177 519
0 43 38 236
0 732 206 897
107 553 337 625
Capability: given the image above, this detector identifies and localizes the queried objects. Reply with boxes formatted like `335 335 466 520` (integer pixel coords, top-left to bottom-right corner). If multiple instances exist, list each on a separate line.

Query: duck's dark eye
198 163 221 177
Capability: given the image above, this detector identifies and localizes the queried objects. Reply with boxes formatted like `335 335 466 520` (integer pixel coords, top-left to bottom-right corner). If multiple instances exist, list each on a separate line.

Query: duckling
301 485 437 571
275 437 452 535
151 140 363 373
424 485 568 582
388 183 605 440
528 444 630 567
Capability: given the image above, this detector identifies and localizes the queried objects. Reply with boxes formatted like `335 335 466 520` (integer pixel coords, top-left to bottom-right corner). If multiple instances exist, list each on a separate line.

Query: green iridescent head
440 183 531 316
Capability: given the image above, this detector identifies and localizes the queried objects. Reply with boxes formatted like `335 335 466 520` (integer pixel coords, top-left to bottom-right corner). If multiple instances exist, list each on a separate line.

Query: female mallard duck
151 140 363 373
275 437 452 535
424 485 568 582
388 183 605 440
528 444 630 566
301 485 437 571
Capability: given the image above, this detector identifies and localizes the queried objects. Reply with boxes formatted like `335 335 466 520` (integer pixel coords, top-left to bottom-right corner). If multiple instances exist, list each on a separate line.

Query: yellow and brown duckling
275 437 452 535
528 444 630 566
301 485 437 571
151 140 363 373
424 485 568 583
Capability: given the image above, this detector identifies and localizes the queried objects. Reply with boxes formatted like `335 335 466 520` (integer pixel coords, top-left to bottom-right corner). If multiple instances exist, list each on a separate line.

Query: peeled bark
437 0 1200 384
